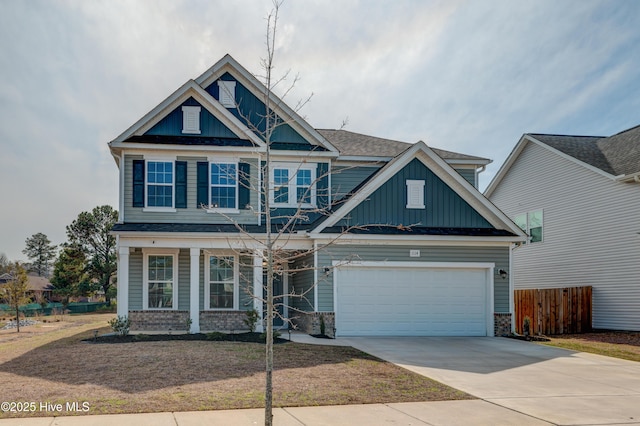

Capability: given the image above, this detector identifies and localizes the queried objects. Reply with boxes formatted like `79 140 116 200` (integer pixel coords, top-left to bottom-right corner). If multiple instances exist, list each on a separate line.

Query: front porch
116 241 324 334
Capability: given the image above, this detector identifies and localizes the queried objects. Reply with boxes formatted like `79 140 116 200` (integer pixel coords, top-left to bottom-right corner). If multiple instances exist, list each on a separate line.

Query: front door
263 271 287 328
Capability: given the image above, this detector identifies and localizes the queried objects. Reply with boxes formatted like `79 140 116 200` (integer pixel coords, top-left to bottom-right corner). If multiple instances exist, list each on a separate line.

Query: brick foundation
494 313 512 336
129 310 190 332
199 311 250 332
291 312 335 338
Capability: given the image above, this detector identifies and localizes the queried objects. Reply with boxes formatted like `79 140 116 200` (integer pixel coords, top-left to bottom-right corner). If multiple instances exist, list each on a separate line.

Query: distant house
485 125 640 331
108 54 525 337
0 273 55 303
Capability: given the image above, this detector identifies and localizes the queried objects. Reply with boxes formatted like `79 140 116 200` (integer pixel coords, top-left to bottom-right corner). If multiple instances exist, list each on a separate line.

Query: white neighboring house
485 125 640 331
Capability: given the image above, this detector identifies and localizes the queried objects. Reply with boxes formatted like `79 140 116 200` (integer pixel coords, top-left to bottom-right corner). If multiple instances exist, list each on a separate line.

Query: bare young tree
0 262 30 332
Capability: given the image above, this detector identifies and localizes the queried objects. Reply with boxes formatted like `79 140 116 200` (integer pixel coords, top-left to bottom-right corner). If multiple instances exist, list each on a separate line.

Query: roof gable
195 55 338 154
486 126 640 197
332 158 492 229
313 141 525 239
110 80 264 147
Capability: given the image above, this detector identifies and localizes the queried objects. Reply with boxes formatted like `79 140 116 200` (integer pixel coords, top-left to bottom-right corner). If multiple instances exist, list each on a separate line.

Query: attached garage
334 262 494 337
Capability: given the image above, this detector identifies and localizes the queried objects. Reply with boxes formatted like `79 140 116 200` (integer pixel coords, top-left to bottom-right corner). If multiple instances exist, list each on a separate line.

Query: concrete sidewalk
0 400 551 425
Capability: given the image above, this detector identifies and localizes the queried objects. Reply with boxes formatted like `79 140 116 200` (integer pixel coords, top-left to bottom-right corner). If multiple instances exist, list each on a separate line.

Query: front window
147 255 175 309
270 164 316 207
210 163 238 209
147 161 173 207
206 255 236 309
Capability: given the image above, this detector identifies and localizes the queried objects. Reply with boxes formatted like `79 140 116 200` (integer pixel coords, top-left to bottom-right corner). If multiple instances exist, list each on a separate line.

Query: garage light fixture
498 269 508 279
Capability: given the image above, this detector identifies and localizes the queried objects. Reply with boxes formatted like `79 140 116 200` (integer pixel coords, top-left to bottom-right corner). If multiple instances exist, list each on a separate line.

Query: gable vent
218 80 236 108
406 179 425 209
182 106 201 134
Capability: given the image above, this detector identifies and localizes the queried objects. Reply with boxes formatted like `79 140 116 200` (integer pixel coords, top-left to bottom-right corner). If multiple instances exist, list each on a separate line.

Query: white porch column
190 248 200 333
117 246 129 318
253 251 264 333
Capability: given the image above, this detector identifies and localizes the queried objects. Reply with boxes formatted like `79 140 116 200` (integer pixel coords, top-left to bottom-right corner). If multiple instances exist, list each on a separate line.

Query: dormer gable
195 54 338 154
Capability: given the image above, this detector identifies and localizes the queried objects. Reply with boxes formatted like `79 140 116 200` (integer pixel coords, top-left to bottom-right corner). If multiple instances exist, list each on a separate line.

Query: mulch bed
85 332 288 344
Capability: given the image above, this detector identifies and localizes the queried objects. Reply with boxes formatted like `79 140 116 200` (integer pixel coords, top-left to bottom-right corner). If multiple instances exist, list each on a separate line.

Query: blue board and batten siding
205 73 309 145
335 159 492 228
316 245 510 313
145 97 238 139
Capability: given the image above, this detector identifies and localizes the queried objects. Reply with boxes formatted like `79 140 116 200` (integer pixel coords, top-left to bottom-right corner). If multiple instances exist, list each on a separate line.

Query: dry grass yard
0 313 470 418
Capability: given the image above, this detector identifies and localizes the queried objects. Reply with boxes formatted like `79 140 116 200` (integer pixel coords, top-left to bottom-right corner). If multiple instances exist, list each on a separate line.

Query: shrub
244 309 259 332
108 315 131 337
206 332 226 341
260 330 281 343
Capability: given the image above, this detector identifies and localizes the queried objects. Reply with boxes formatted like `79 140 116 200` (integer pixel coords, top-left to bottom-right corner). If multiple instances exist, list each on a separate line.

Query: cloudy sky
1 0 639 262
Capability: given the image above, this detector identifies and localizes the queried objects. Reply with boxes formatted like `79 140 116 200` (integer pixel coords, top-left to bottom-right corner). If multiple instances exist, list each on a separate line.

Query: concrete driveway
343 337 640 425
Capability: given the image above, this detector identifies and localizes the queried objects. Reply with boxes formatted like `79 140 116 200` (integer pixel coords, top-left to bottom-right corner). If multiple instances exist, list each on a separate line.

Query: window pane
296 169 311 186
148 255 173 308
529 210 543 243
149 282 173 308
210 163 237 208
530 226 542 243
211 186 236 209
210 283 233 308
514 214 527 231
297 187 310 204
209 256 235 309
148 185 173 207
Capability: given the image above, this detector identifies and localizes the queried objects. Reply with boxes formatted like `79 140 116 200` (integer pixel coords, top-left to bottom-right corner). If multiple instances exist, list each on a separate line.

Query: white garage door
336 264 491 336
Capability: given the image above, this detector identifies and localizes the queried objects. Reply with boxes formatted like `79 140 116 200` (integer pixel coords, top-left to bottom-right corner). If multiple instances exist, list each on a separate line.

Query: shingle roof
529 124 640 177
317 129 490 162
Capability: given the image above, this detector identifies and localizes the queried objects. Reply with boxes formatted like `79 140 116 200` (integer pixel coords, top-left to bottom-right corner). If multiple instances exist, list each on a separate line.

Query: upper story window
217 80 236 108
147 161 174 208
210 162 238 210
182 106 201 134
406 179 425 209
515 210 543 243
270 163 316 208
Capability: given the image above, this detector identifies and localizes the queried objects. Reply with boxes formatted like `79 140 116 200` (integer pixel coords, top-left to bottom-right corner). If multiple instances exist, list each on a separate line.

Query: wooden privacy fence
514 286 592 335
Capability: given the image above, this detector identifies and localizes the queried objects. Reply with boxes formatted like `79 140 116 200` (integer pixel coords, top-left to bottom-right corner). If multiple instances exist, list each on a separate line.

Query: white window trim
182 106 201 134
269 162 317 208
204 251 239 310
218 80 236 108
144 159 176 212
205 159 240 214
142 248 179 310
406 179 425 209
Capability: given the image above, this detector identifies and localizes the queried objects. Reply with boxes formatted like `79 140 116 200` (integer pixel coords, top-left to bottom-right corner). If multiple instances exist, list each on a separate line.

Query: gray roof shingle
529 124 640 177
318 129 490 162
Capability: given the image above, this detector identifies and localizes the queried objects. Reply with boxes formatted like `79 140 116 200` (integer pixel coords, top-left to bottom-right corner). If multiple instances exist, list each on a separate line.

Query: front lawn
0 314 471 418
542 331 640 362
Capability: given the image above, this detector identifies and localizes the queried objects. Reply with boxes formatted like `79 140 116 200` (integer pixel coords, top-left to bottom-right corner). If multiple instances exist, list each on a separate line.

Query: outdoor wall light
498 269 508 279
323 266 331 276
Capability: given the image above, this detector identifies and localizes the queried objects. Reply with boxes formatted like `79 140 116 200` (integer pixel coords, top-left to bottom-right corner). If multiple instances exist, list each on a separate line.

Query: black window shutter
133 160 145 207
238 162 251 209
197 162 209 208
316 162 329 209
175 161 187 208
